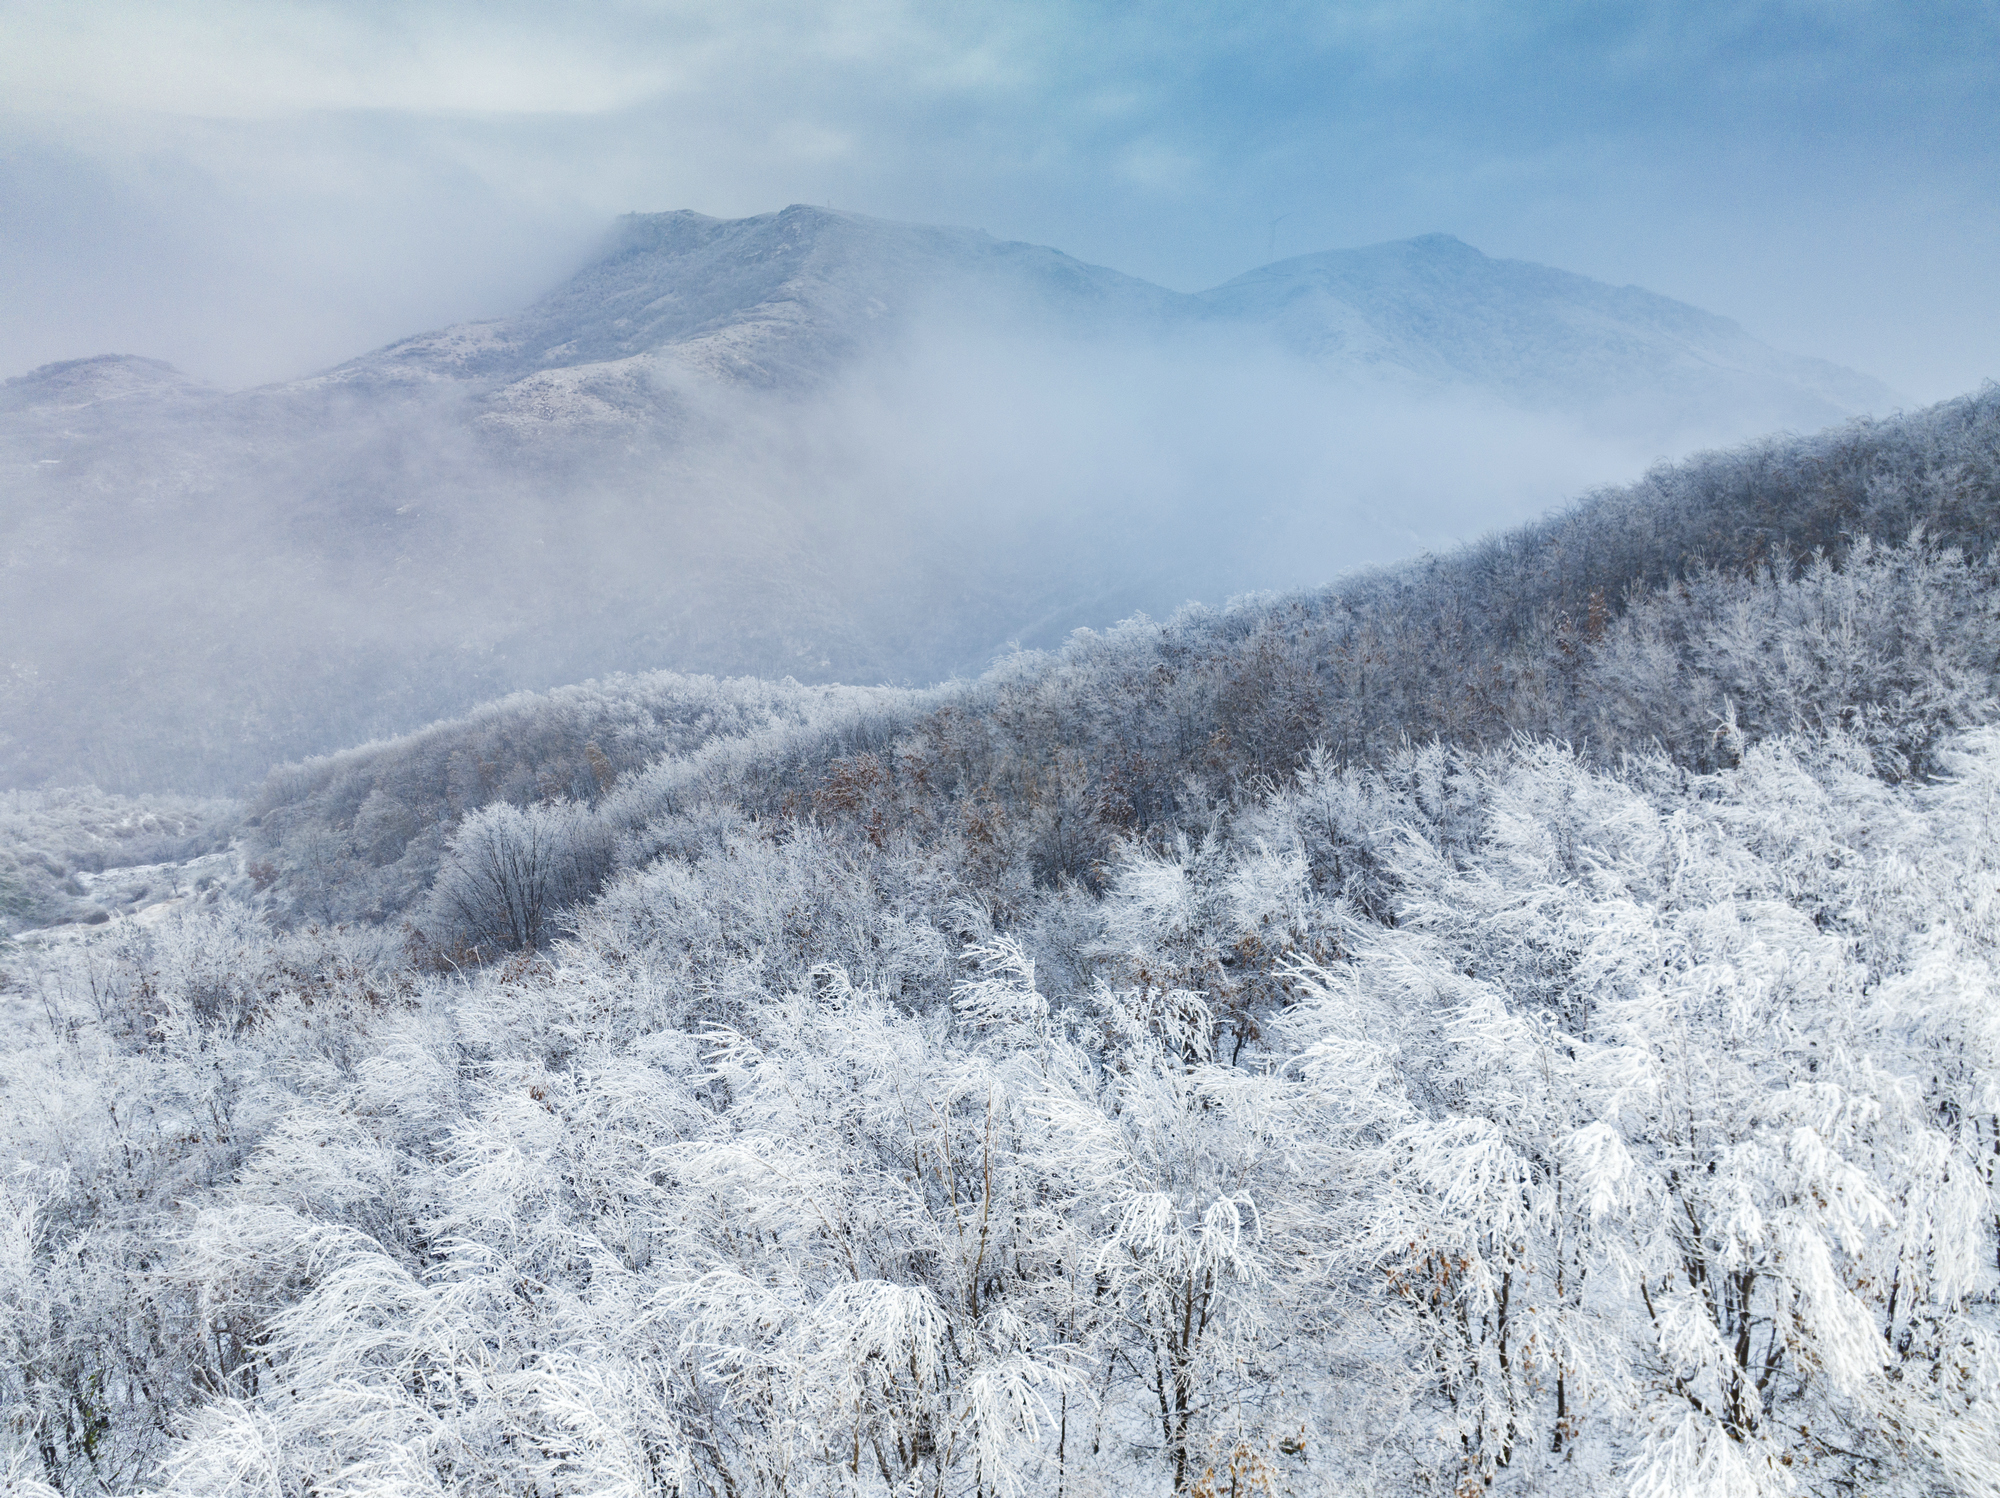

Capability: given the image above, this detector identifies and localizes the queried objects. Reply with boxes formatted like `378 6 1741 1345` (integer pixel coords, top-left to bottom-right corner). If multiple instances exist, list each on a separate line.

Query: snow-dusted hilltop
1202 232 1894 426
324 206 1186 397
0 206 1906 790
0 353 218 415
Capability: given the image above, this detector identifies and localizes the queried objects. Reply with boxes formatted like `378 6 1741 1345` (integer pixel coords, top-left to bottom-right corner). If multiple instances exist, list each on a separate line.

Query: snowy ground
6 848 240 947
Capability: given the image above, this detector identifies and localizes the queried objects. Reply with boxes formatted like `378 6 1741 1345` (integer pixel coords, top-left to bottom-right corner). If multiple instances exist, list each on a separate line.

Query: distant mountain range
0 206 1900 790
305 206 1888 434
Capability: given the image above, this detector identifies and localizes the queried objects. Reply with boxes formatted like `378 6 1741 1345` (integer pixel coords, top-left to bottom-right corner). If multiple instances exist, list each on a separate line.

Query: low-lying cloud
2 298 1751 791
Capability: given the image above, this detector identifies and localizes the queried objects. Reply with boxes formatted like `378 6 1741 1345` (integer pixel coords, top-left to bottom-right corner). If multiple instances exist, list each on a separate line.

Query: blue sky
3 0 1995 396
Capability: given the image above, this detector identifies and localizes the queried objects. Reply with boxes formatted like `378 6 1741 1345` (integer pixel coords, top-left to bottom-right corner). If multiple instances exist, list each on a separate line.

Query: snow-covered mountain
324 206 1184 397
1201 232 1892 426
300 206 1890 438
0 206 1901 790
0 353 217 415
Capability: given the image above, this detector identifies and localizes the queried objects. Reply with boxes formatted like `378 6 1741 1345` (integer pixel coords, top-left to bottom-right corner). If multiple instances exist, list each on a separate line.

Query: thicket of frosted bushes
7 726 1998 1495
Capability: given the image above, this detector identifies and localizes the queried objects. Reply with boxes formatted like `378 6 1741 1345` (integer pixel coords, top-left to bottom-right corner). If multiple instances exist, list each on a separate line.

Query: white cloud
0 0 1057 121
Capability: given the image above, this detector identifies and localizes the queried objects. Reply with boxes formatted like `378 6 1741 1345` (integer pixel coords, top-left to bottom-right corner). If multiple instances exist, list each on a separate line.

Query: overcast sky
2 0 1995 398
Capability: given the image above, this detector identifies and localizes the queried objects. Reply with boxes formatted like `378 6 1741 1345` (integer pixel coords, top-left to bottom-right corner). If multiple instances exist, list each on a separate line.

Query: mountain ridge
315 205 1190 399
7 208 1898 438
268 206 1894 434
1199 231 1894 415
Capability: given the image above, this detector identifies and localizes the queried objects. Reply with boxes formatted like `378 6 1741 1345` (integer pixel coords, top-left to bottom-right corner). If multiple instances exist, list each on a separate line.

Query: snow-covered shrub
425 799 615 954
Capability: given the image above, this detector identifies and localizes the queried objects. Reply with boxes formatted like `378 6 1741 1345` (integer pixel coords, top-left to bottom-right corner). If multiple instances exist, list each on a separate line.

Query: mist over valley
2 206 1898 791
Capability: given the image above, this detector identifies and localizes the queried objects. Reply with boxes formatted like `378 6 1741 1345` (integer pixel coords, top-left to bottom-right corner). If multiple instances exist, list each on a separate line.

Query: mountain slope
236 383 2000 932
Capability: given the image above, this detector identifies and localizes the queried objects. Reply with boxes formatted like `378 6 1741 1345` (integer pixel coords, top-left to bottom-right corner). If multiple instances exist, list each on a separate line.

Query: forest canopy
3 386 1999 1496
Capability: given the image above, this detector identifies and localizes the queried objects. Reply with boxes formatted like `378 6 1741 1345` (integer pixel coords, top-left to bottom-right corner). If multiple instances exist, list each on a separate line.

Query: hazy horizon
4 2 1996 401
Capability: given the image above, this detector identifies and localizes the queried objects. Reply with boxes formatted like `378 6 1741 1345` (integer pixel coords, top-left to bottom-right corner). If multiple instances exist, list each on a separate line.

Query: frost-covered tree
427 799 615 953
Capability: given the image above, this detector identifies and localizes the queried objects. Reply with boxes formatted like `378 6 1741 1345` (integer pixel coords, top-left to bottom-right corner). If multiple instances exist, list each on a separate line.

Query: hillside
231 383 1999 938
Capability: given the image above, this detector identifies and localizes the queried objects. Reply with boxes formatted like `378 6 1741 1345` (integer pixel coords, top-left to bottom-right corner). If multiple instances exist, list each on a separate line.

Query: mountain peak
599 202 880 261
329 205 1181 395
1202 235 1896 417
1 354 211 414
